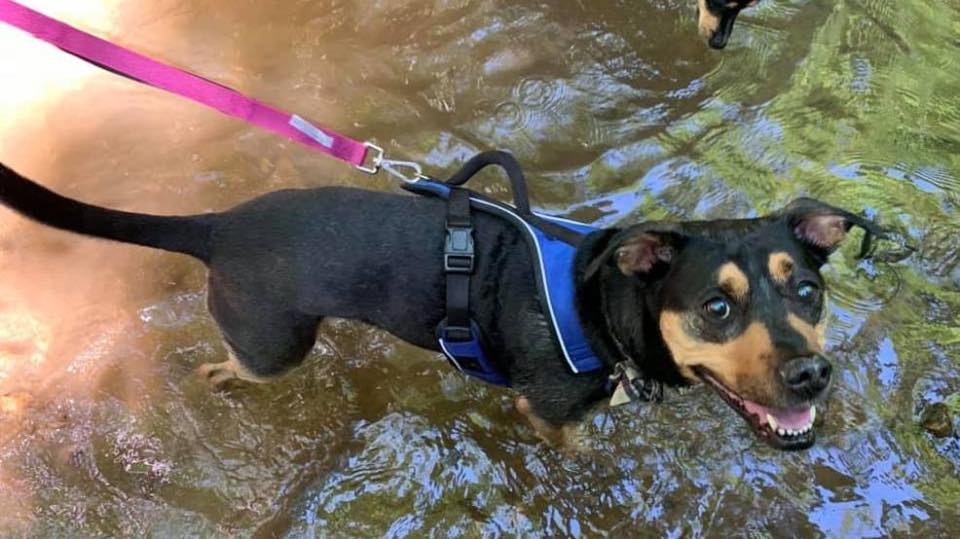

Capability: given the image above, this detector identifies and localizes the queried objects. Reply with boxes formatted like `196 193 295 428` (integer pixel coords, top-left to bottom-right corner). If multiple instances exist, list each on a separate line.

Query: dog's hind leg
198 286 320 387
197 347 273 386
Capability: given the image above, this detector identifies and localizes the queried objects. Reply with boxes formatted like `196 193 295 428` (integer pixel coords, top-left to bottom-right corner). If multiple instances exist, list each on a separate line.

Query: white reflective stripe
438 339 464 372
472 199 583 373
289 115 335 148
534 211 590 227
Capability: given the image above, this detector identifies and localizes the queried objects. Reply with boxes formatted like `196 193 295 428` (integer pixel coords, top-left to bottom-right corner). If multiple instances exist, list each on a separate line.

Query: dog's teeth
777 427 786 436
767 414 779 431
810 406 817 423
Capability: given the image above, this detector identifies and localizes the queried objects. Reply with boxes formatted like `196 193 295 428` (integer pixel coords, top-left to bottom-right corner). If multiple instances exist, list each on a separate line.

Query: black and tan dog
0 162 884 450
697 0 759 49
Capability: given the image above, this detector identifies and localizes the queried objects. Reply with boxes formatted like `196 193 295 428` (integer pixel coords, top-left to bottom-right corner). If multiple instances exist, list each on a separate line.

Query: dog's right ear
582 224 690 282
781 198 890 263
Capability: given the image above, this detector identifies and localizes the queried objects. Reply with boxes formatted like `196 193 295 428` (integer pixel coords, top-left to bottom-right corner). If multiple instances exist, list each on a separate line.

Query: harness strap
443 188 474 341
445 151 531 215
435 187 509 386
443 151 585 246
0 0 371 168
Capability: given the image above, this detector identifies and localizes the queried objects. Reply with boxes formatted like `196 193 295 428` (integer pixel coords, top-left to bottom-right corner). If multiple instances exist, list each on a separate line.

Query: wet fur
0 163 884 446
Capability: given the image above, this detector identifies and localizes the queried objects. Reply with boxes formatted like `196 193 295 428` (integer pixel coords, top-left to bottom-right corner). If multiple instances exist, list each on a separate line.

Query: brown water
1 0 959 536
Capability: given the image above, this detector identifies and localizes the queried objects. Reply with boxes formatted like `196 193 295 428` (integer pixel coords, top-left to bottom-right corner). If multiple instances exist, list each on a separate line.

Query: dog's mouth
694 367 816 450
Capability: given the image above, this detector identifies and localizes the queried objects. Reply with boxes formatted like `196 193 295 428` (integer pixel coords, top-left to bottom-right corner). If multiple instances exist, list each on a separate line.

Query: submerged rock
920 402 954 438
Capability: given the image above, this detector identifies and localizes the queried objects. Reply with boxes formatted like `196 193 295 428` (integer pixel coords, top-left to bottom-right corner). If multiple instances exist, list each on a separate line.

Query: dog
697 0 759 49
0 161 885 450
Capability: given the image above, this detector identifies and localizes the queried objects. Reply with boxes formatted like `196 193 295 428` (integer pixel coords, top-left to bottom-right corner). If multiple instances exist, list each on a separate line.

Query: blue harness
404 177 605 387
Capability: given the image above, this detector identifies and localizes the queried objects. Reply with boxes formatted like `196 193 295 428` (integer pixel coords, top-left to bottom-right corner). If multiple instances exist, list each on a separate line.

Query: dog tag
609 382 634 407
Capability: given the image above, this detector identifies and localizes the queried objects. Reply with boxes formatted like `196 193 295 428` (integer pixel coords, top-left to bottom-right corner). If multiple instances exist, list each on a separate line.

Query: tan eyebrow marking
768 251 795 284
718 262 749 300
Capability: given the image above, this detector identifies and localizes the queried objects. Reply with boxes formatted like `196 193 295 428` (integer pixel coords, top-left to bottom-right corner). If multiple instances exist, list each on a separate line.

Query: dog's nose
779 355 832 397
708 32 728 49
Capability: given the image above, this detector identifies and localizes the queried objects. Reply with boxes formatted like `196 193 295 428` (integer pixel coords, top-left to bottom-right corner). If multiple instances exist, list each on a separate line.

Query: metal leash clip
381 158 427 183
357 142 427 183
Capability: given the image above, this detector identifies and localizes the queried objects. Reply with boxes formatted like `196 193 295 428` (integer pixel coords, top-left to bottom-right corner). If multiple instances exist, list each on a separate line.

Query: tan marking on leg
197 349 271 387
788 313 826 353
718 262 750 301
516 396 563 444
768 251 795 284
515 395 588 452
660 311 777 401
698 0 720 39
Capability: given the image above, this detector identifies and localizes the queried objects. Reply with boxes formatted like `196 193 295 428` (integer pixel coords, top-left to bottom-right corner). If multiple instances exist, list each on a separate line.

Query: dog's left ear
582 224 690 282
783 198 889 262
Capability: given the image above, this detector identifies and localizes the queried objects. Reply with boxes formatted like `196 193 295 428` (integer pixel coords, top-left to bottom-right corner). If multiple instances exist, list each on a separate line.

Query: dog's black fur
0 162 884 449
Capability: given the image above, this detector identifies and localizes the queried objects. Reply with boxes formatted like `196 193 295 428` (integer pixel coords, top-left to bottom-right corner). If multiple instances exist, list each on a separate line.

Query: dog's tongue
743 400 813 430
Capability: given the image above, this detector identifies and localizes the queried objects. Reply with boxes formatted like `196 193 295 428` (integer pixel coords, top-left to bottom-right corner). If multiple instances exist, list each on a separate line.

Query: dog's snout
779 355 832 397
708 32 728 50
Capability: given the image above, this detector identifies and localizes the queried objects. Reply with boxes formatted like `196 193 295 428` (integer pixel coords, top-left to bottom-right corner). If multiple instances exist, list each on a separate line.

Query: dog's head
585 199 886 450
697 0 758 49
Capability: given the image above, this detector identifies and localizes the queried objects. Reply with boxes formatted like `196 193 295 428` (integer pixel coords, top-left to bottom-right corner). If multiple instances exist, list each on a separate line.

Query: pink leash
0 0 412 176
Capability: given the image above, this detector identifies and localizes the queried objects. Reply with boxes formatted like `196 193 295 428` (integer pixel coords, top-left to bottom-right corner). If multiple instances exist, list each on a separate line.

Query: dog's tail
0 163 214 262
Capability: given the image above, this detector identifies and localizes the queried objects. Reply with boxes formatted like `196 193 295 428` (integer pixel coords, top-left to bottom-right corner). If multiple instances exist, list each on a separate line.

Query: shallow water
1 0 958 536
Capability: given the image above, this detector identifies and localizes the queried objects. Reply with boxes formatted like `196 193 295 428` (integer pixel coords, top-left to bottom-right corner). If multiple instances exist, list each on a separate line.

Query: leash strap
0 0 373 169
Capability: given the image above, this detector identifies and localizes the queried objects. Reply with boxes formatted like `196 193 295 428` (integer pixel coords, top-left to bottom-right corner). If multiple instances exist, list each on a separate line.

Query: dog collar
600 283 664 406
608 359 664 406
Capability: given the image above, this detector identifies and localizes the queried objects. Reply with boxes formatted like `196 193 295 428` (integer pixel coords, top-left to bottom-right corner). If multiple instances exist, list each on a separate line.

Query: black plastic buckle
441 324 473 342
444 226 475 273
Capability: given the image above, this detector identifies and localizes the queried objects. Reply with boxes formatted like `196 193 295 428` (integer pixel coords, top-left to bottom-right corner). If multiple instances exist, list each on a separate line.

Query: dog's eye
704 297 732 320
797 281 819 300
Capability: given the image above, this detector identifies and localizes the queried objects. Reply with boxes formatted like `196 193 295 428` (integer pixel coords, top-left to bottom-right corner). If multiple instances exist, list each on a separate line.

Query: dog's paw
515 396 593 454
195 362 239 388
558 424 590 455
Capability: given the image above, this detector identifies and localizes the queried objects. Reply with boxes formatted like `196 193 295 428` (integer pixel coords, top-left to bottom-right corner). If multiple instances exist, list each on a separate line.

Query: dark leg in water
198 284 320 386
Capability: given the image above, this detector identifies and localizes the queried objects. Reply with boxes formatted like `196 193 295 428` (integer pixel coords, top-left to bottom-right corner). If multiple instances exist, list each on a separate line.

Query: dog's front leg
515 396 586 452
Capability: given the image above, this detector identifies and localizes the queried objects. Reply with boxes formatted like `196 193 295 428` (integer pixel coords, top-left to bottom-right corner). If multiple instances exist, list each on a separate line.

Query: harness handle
444 151 531 216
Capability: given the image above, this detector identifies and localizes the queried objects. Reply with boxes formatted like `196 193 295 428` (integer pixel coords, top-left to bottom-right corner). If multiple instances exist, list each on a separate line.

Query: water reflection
1 0 959 536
